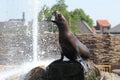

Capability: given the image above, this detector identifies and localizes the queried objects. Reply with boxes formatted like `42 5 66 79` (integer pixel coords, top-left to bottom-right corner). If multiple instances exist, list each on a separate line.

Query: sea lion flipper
78 57 89 72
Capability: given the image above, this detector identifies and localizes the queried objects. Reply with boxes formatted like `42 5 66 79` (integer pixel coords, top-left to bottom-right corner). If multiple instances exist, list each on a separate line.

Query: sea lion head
51 11 67 27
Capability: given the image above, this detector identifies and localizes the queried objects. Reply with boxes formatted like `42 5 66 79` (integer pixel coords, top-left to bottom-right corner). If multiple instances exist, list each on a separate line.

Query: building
77 21 94 34
109 24 120 35
93 20 111 34
8 12 25 23
0 12 28 35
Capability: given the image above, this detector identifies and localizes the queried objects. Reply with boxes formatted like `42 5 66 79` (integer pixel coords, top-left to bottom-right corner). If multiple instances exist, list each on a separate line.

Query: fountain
32 0 39 63
0 0 111 79
0 0 56 79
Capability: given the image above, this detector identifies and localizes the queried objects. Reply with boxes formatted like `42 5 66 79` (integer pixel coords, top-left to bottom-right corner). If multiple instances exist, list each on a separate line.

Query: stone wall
0 34 120 65
0 35 33 64
41 34 120 65
76 34 120 65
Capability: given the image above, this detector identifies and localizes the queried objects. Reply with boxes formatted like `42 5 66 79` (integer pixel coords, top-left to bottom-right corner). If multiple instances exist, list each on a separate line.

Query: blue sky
0 0 44 22
0 0 120 27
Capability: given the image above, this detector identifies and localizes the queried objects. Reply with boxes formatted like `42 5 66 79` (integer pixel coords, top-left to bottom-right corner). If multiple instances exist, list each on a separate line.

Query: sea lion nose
53 10 60 15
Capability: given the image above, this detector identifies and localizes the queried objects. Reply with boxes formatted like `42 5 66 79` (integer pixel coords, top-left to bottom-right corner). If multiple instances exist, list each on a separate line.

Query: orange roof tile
97 20 110 26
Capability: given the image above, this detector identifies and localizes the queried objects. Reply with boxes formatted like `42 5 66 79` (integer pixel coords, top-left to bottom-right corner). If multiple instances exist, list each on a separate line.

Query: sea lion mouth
51 11 61 23
51 15 55 21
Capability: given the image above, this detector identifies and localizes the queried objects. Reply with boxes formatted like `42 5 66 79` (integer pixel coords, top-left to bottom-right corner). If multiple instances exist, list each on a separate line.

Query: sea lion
51 11 91 72
51 11 90 61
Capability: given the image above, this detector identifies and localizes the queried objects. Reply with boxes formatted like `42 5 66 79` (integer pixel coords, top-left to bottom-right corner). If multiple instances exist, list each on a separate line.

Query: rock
44 60 84 80
101 71 120 80
25 66 45 80
24 60 101 80
112 69 120 75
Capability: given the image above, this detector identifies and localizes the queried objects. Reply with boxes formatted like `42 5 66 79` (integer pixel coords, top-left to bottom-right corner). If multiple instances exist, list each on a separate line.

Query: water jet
0 0 53 79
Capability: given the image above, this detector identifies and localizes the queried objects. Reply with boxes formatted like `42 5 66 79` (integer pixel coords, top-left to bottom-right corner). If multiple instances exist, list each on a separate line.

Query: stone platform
45 60 84 80
25 60 102 80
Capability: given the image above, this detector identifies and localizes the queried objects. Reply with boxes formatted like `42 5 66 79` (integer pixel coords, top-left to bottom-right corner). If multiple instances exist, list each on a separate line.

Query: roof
97 20 110 26
77 21 94 34
109 24 120 32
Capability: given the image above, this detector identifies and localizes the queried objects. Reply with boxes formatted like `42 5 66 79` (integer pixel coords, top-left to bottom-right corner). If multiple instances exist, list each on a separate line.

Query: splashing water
32 0 39 63
0 0 54 80
0 59 56 80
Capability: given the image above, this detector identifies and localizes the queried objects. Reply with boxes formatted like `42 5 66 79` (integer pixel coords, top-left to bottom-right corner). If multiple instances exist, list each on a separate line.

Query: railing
96 64 111 72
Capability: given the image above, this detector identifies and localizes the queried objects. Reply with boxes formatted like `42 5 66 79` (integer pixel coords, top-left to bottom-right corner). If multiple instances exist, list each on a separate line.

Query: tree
51 0 67 11
51 0 70 21
38 0 93 33
38 5 52 21
69 9 93 33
